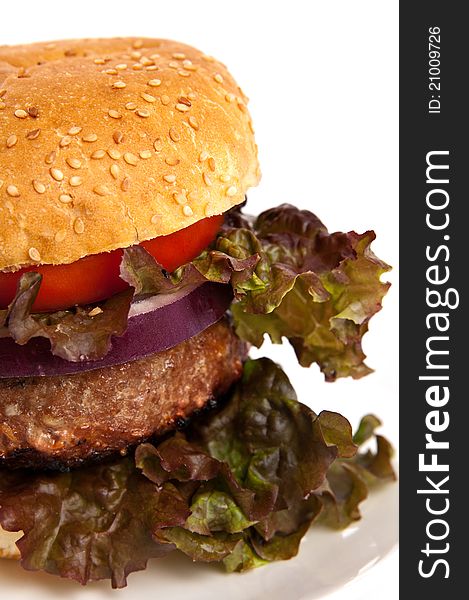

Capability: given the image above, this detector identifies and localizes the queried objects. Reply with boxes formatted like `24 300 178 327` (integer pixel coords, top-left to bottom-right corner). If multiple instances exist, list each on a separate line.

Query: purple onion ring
0 282 233 378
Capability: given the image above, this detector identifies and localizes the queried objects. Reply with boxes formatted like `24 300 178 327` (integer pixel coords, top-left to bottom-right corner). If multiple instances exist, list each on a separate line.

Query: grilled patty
0 319 245 470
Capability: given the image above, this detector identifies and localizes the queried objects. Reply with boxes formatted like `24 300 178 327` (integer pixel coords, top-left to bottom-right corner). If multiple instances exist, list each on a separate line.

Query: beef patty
0 319 245 470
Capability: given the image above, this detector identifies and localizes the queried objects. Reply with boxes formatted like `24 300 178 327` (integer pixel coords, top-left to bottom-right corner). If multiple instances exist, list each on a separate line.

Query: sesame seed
147 78 161 87
45 151 56 164
136 109 150 118
66 157 82 169
94 185 110 196
55 230 67 243
153 138 163 152
237 101 247 112
88 306 103 317
0 102 6 109
168 61 179 69
226 185 237 197
150 214 160 224
163 174 176 183
139 150 152 159
203 172 212 186
182 59 193 68
6 184 20 197
110 164 120 179
188 190 199 202
59 136 72 147
175 103 189 113
112 81 126 89
94 58 105 65
26 128 41 140
140 56 154 66
173 192 186 205
188 116 199 130
146 65 158 71
125 102 137 111
0 89 6 97
116 63 128 70
50 168 64 181
59 193 73 203
83 133 98 142
124 152 138 166
28 107 39 118
14 109 28 119
121 177 131 191
213 73 224 83
105 68 118 75
225 93 235 103
198 150 209 162
178 70 191 77
113 131 124 144
108 148 121 160
183 205 193 216
6 135 17 148
165 156 180 166
28 247 41 261
141 92 156 103
91 149 106 159
161 95 170 106
33 180 46 194
69 176 83 187
68 126 82 135
219 174 231 182
132 63 143 70
133 39 144 49
169 127 180 142
74 217 85 234
208 157 216 171
172 52 186 60
108 109 122 119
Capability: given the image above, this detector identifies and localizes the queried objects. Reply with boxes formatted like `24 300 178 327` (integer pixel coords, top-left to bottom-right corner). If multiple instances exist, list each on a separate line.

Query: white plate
0 476 397 599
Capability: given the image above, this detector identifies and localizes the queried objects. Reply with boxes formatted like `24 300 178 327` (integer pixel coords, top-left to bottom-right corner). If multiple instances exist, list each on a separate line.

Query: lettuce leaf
1 205 389 376
0 459 180 587
2 272 133 362
208 205 391 381
317 414 396 529
0 359 395 586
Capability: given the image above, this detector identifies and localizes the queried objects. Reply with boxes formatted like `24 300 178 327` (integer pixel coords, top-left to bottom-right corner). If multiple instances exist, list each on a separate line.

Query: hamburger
0 38 393 586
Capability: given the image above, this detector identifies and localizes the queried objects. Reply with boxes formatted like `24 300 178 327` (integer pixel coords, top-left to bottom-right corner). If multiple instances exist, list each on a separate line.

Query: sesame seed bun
0 38 260 271
0 526 21 560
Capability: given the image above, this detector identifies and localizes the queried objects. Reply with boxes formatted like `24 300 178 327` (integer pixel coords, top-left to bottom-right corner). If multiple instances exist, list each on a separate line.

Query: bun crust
0 526 21 560
0 38 260 271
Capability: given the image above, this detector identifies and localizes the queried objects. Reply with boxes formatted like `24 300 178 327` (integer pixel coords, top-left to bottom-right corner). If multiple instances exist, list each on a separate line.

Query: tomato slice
0 215 224 312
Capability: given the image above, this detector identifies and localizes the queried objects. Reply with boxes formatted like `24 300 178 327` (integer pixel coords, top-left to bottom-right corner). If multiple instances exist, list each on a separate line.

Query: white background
0 1 398 598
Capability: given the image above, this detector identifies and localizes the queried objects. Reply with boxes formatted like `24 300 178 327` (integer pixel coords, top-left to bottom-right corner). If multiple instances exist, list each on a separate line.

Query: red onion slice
0 282 232 378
